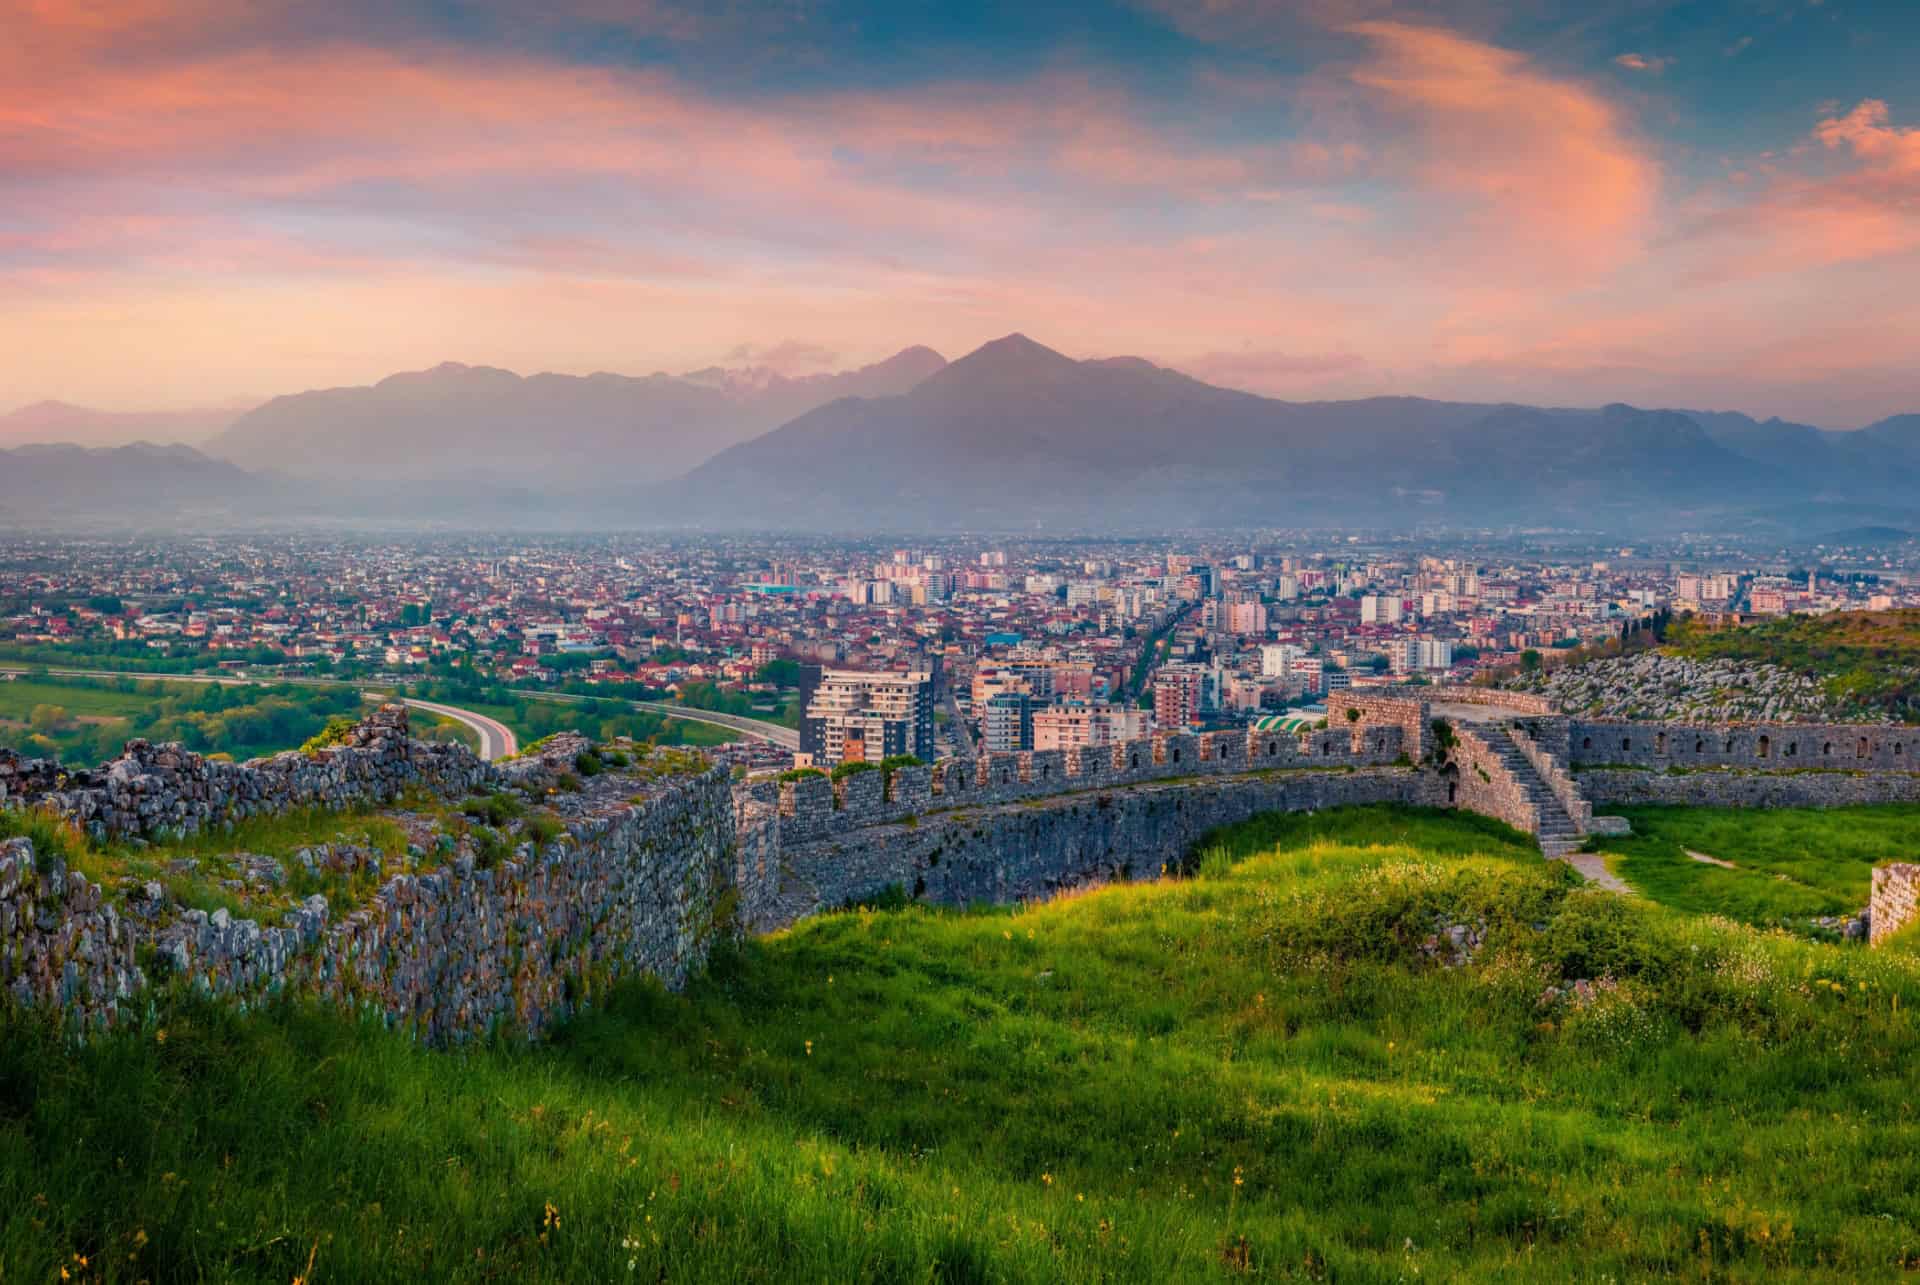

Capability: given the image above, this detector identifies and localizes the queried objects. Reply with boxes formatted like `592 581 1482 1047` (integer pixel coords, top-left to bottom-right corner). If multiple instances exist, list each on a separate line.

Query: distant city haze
5 2 1919 425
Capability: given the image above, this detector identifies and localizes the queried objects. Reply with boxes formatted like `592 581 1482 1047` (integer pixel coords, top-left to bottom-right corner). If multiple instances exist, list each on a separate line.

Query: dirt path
1557 852 1634 894
1686 849 1737 869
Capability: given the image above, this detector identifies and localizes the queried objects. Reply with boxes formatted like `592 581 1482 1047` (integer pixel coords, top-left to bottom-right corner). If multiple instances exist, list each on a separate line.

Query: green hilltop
4 805 1919 1281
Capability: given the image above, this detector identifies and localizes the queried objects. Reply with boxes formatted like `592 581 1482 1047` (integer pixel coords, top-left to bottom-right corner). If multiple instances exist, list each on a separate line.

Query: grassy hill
4 806 1920 1280
1665 609 1920 721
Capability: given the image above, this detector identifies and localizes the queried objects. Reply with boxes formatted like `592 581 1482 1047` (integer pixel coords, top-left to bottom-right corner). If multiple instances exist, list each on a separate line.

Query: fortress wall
1 766 737 1043
774 767 1442 922
1577 768 1920 810
1447 726 1540 836
1569 721 1915 772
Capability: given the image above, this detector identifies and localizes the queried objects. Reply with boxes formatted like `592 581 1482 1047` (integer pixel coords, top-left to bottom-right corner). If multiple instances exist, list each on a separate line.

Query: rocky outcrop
1509 652 1857 722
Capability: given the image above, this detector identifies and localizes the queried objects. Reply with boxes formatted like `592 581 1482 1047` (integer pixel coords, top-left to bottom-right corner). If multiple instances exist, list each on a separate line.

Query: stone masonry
1872 864 1920 946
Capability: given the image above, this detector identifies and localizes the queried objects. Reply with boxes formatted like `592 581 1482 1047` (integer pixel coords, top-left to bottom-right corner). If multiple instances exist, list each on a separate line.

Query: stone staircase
1484 727 1585 857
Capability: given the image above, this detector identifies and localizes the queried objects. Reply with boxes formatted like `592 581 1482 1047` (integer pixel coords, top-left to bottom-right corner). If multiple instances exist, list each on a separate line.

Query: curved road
524 691 799 749
0 665 796 758
400 698 517 760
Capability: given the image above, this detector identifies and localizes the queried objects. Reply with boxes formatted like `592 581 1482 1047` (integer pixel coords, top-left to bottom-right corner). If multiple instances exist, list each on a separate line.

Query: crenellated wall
1569 720 1915 772
765 767 1444 920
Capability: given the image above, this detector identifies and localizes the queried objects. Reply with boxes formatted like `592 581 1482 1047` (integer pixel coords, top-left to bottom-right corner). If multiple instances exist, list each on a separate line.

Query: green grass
1589 804 1920 926
1666 609 1920 722
5 805 1920 1279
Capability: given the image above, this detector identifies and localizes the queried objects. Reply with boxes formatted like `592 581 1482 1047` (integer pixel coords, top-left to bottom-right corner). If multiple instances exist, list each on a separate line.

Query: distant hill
0 443 259 524
673 334 1802 530
205 347 947 486
0 401 247 449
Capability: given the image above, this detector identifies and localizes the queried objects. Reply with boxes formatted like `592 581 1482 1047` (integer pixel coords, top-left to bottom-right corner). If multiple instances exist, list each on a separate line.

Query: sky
5 0 1918 427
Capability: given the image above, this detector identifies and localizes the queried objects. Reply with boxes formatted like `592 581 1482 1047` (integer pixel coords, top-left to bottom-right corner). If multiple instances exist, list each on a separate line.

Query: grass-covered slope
5 806 1920 1281
1590 804 1920 927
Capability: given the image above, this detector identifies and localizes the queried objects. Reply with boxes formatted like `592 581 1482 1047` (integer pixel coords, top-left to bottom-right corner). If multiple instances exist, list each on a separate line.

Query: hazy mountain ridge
0 401 248 449
673 335 1861 530
204 347 949 486
8 334 1919 533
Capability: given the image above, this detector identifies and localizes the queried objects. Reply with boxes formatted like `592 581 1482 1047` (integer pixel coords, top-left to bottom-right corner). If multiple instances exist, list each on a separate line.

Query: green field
5 805 1920 1280
1588 804 1920 927
456 696 741 750
0 675 364 765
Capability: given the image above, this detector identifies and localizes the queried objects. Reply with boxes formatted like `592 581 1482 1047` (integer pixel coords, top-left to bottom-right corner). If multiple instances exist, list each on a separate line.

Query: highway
528 691 800 749
399 698 518 760
0 665 796 757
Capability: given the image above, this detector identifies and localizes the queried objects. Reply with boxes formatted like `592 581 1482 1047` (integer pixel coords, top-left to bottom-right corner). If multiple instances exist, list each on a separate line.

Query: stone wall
1 766 737 1042
775 722 1407 846
1871 864 1920 947
1428 686 1557 716
0 705 494 842
1447 726 1539 836
1327 691 1431 761
1569 720 1916 772
1578 768 1920 810
770 767 1442 921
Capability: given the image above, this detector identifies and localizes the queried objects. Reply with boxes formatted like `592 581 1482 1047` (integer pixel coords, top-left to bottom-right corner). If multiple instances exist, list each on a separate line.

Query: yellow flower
1041 1173 1053 1186
805 1040 813 1056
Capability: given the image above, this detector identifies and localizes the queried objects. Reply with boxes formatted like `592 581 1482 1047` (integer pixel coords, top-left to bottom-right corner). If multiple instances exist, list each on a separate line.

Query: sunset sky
6 0 1918 426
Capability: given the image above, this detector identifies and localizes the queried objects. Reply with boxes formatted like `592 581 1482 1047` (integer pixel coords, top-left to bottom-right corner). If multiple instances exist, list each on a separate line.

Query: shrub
778 767 826 783
830 761 879 782
298 716 357 755
574 750 604 777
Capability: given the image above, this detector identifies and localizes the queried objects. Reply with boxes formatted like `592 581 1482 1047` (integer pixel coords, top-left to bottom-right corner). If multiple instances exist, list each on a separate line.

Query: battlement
1568 720 1916 772
775 721 1408 840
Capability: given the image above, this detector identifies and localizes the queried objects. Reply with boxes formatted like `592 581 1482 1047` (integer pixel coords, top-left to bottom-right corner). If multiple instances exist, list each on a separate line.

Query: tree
28 704 69 733
1520 649 1543 673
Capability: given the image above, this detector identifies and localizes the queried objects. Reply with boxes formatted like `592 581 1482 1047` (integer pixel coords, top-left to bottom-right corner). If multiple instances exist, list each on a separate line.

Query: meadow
3 805 1919 1281
1589 804 1920 927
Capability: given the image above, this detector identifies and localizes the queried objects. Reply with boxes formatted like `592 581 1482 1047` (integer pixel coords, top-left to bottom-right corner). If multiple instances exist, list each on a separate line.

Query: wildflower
1041 1173 1053 1186
1003 930 1012 940
155 1028 168 1045
805 1040 813 1056
1233 1166 1245 1188
1076 1193 1085 1202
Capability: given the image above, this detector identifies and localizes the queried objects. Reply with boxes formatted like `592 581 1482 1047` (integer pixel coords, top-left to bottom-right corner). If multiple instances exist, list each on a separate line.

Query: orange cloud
1337 21 1657 278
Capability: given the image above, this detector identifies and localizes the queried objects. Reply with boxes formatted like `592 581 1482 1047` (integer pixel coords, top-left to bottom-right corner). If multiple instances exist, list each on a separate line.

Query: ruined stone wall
1577 768 1920 810
1327 691 1431 761
0 706 494 842
1569 720 1916 772
1871 864 1920 947
772 767 1442 922
1 767 737 1042
1447 726 1540 836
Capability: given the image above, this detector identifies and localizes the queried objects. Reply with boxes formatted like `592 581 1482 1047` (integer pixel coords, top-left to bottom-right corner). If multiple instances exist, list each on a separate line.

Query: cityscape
5 0 1920 1280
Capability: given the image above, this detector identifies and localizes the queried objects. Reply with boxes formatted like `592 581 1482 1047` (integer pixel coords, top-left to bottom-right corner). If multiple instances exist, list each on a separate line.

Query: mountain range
204 347 947 486
7 335 1919 533
0 401 247 449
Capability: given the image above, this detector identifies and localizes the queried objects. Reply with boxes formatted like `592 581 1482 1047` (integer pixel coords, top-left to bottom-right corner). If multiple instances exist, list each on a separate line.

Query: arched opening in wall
1447 780 1457 803
1858 738 1870 759
1621 738 1631 753
1130 752 1139 770
1757 735 1771 759
1267 741 1277 757
1039 762 1050 779
1582 737 1592 750
1785 741 1797 758
1656 732 1666 755
1171 747 1182 764
1000 768 1011 784
1322 742 1331 757
1725 738 1735 754
1898 743 1906 758
1824 742 1833 757
1695 739 1705 754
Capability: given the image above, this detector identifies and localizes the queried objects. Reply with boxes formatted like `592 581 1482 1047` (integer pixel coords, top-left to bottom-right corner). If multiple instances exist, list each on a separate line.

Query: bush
574 749 604 777
778 767 826 783
299 716 357 755
830 761 879 782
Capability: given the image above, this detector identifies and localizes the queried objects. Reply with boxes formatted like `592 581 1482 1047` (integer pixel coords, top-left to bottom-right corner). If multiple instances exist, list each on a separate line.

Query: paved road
531 691 799 749
0 666 525 761
400 698 517 760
